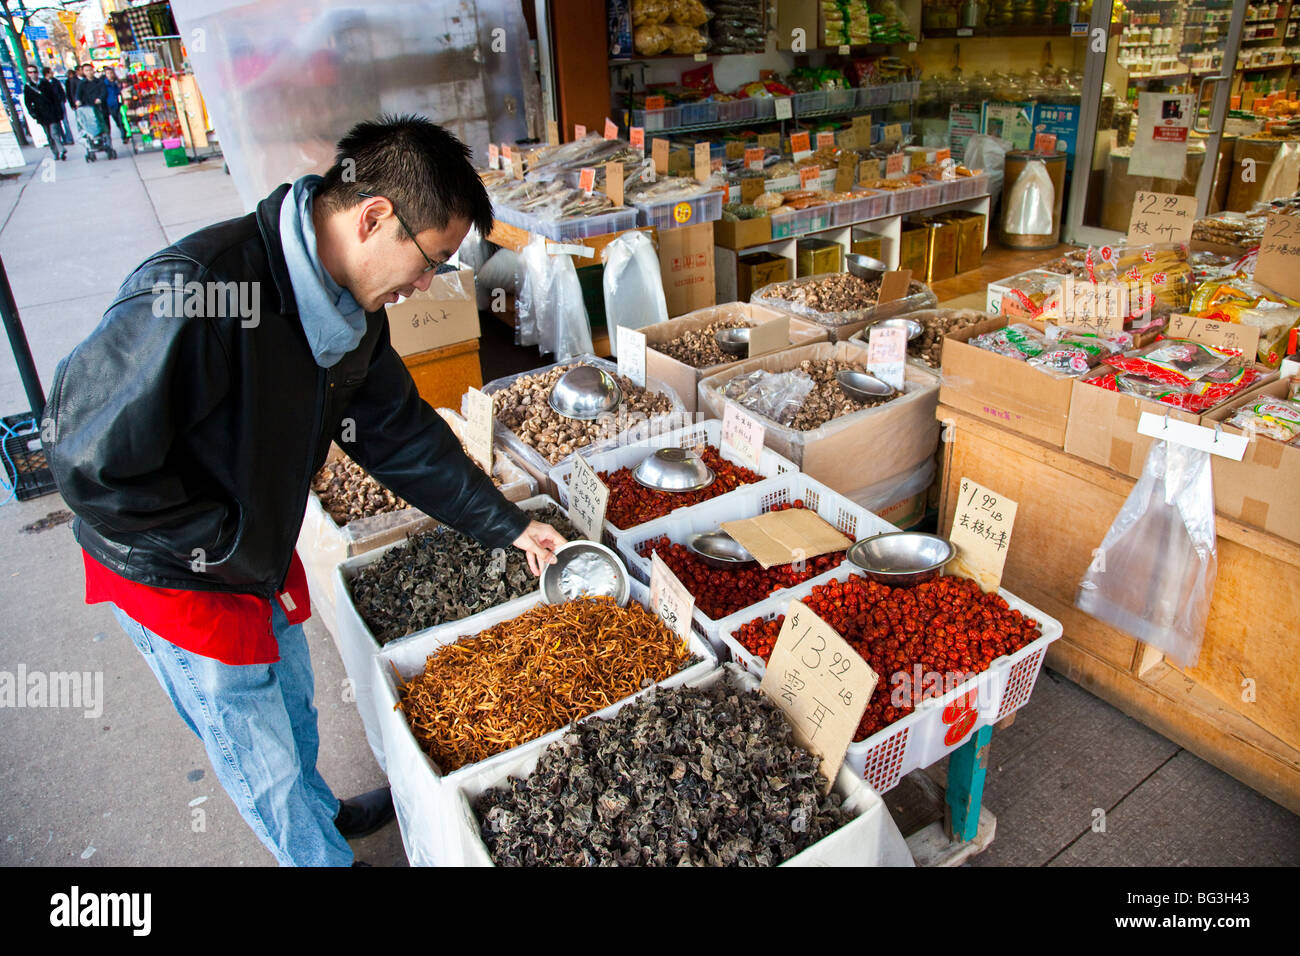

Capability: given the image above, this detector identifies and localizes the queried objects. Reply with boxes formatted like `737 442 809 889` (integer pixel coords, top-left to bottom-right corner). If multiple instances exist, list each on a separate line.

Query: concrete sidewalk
0 143 1294 867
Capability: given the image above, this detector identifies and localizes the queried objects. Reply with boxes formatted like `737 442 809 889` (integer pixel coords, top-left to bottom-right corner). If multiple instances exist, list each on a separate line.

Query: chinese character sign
949 477 1018 593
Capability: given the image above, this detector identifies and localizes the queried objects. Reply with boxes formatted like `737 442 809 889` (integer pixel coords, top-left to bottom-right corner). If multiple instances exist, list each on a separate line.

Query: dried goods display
350 504 579 645
1085 338 1267 413
636 503 843 619
720 358 900 430
655 317 752 367
601 444 764 529
1188 276 1300 367
1040 244 1192 317
1192 212 1264 249
492 364 675 464
1227 397 1300 443
395 597 693 772
906 309 987 368
311 455 409 526
474 678 851 866
755 274 934 326
732 574 1041 741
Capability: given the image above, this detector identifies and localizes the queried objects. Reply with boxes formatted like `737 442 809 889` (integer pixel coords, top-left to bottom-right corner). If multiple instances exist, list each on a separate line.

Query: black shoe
334 786 395 839
350 860 372 867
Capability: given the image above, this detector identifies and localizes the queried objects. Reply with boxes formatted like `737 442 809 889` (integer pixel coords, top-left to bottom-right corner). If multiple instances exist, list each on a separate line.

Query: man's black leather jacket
46 183 528 600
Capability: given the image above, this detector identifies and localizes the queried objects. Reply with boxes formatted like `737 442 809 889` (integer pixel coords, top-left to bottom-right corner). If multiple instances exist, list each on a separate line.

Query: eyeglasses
357 191 438 274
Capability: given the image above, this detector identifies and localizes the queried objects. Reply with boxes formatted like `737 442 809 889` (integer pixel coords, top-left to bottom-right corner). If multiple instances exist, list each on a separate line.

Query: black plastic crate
2 413 57 501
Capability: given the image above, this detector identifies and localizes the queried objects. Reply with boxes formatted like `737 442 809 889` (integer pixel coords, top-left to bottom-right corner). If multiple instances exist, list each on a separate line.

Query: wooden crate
935 405 1300 815
403 339 482 411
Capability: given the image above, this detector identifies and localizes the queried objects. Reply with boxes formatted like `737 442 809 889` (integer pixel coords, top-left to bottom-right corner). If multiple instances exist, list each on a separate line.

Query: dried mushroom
721 358 898 430
311 455 408 526
656 318 752 368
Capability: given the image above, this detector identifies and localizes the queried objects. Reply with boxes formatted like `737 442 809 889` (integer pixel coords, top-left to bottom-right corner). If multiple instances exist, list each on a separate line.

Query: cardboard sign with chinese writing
603 117 618 140
878 268 912 304
799 165 821 189
725 140 746 160
745 146 765 172
838 128 857 150
1127 191 1195 245
852 115 874 146
760 601 876 789
948 477 1018 593
758 132 781 151
747 314 789 358
652 138 669 174
574 123 587 139
816 131 836 150
1167 313 1261 358
649 552 694 644
790 131 811 159
867 324 907 390
741 177 765 203
859 159 882 183
547 120 560 146
721 403 764 471
1058 276 1127 332
568 455 609 543
721 509 851 569
1253 212 1300 302
885 153 905 178
579 166 596 195
883 123 902 145
463 387 494 475
605 161 624 207
694 142 711 183
616 326 646 387
775 97 793 121
630 127 645 152
487 143 500 170
835 153 857 193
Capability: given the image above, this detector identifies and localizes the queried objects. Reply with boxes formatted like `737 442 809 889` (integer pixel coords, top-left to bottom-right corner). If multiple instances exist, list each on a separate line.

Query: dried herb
351 504 578 645
475 677 852 866
397 597 693 773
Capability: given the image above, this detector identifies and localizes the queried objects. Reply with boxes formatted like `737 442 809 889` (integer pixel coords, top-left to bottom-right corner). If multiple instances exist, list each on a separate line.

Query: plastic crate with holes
616 475 898 659
793 90 828 115
831 188 891 227
633 190 723 230
826 88 857 112
630 106 679 132
859 85 891 108
549 419 799 551
677 100 717 126
714 562 1062 793
715 99 757 124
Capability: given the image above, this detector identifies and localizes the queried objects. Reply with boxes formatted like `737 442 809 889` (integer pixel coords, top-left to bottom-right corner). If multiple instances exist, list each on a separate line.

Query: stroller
75 105 116 162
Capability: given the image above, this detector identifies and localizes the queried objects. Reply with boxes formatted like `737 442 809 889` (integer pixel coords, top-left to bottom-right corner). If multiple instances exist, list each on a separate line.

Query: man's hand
513 520 567 577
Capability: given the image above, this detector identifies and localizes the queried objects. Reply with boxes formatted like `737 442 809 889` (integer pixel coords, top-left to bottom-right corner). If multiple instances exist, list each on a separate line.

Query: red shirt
84 549 312 665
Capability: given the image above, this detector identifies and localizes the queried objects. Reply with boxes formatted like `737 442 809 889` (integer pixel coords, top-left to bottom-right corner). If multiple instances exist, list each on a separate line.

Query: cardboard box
1205 378 1300 544
985 269 1064 317
657 221 716 317
714 216 772 250
698 342 942 496
938 316 1077 447
642 302 829 413
737 250 791 302
384 266 480 357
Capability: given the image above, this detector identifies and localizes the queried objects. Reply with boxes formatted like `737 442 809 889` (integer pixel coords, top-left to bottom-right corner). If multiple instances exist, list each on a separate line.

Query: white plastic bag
1003 159 1054 236
1260 140 1300 203
542 251 594 362
601 231 668 356
1075 439 1217 668
515 234 548 347
963 133 1011 204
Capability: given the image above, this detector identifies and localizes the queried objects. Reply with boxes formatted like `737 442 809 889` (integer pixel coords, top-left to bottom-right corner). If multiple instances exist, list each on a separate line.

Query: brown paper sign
948 477 1018 593
878 269 912 303
859 159 881 183
1254 212 1300 302
741 177 766 203
649 552 695 644
747 314 790 358
835 154 857 193
1167 313 1261 358
760 600 876 788
652 138 669 175
511 152 524 180
726 141 747 160
1058 277 1127 333
568 455 609 543
758 132 781 151
1127 190 1195 245
838 129 857 151
721 508 852 570
547 119 560 146
605 161 624 207
694 142 711 183
720 403 765 471
852 115 874 146
883 123 902 145
463 387 494 475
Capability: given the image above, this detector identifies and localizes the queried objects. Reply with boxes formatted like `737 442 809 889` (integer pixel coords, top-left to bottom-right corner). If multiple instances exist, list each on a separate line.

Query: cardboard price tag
878 268 911 304
885 152 905 179
852 114 874 146
1167 313 1261 358
616 326 647 387
568 455 609 543
649 552 695 644
740 177 766 203
463 387 494 475
774 97 793 121
603 117 618 140
816 131 836 150
629 127 645 153
574 123 587 139
547 120 560 146
834 154 857 193
1126 190 1196 246
1255 212 1300 303
747 314 790 358
837 128 857 150
652 138 669 175
694 142 711 183
948 477 1018 593
745 146 765 172
722 509 852 570
644 95 666 111
799 165 821 189
605 161 624 207
758 132 781 151
883 123 902 145
790 131 811 157
859 158 882 183
487 143 500 170
579 166 597 195
867 324 907 390
1058 276 1128 332
721 403 765 472
759 600 876 789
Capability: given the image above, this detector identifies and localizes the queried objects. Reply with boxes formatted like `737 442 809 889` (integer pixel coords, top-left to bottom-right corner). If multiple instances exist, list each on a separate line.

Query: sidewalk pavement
0 143 1294 867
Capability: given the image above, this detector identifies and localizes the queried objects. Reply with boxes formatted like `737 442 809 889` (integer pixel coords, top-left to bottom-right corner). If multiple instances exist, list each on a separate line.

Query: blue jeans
112 602 353 866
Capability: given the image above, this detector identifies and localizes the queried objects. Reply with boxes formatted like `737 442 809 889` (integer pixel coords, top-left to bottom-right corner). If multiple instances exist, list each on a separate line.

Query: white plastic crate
793 90 828 114
617 474 898 658
634 190 723 230
331 494 566 772
678 100 718 126
715 98 757 123
630 106 679 131
715 563 1063 793
860 85 891 108
448 664 915 867
374 578 718 866
826 88 857 112
549 418 799 547
530 207 639 241
831 188 891 226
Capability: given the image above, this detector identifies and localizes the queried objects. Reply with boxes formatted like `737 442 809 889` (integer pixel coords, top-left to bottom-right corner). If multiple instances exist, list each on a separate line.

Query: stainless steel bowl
837 369 897 402
547 365 623 420
873 317 924 341
847 532 955 587
685 530 755 569
714 327 751 356
633 447 715 492
540 540 630 606
845 253 888 282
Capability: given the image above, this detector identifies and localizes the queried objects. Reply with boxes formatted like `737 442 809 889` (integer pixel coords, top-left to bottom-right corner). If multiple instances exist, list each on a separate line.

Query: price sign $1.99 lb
948 477 1017 593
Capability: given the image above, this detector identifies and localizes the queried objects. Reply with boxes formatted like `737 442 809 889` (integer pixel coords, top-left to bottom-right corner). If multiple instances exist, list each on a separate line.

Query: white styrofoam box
715 563 1063 794
375 578 718 866
548 419 799 547
617 474 898 659
331 494 567 772
449 664 915 867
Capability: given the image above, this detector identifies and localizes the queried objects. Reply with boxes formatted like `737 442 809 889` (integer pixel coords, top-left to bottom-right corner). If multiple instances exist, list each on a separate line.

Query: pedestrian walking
102 67 130 143
72 63 106 127
22 65 66 161
45 115 566 867
47 68 75 146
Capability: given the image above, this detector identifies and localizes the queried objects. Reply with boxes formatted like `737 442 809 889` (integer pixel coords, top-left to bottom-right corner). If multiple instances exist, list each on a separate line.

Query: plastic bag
514 235 548 347
1076 439 1217 668
1260 140 1300 205
720 369 816 425
963 133 1011 203
474 247 522 312
1002 159 1054 236
601 231 669 356
542 251 594 363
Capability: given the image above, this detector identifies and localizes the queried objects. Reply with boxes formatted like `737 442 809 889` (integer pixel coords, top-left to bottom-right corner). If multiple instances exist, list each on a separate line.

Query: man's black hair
316 114 493 239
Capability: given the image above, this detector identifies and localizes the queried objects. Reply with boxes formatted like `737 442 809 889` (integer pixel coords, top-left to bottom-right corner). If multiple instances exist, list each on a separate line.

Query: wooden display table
935 405 1300 814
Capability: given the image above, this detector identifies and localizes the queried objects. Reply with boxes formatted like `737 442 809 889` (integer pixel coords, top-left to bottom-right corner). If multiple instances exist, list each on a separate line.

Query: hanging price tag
1126 190 1196 245
630 127 645 153
745 146 765 171
867 324 907 390
790 131 811 158
816 131 836 150
885 152 905 179
603 117 618 140
463 387 494 475
721 403 765 471
649 552 695 643
579 166 597 195
948 477 1018 593
547 120 560 146
616 326 646 387
652 137 669 174
605 161 624 207
799 165 821 189
759 600 876 790
487 143 500 170
694 141 711 183
568 455 610 543
574 123 587 139
774 97 793 121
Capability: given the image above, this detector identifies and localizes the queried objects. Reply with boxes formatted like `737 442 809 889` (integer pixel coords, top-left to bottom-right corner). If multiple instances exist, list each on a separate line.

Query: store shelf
921 23 1120 39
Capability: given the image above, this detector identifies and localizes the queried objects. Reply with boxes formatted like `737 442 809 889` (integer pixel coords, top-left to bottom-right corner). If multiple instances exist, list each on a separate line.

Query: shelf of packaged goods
922 23 1123 38
616 98 906 139
609 44 894 63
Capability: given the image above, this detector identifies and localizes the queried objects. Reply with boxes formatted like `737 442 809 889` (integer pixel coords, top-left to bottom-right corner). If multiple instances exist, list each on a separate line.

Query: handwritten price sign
568 455 610 543
1058 276 1128 332
948 477 1018 593
721 403 765 471
649 552 695 644
1126 191 1195 245
463 387 494 475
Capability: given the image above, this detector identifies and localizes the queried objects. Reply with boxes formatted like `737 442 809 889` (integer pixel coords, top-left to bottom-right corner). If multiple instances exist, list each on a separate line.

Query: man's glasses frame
357 191 439 274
